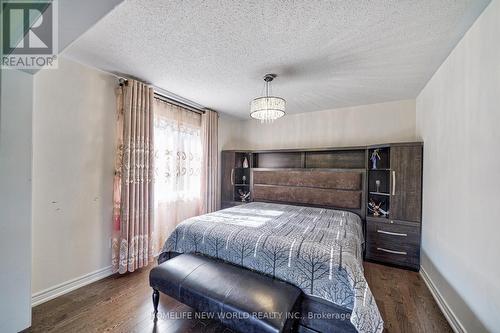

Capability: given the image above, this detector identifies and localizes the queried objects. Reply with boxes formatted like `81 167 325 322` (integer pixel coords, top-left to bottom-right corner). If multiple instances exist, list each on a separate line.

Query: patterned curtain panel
153 99 203 248
112 80 155 274
201 110 219 213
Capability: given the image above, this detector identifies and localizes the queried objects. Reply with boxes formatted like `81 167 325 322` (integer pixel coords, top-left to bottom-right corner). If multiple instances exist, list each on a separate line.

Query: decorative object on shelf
375 180 381 193
368 199 389 217
242 157 249 168
238 189 250 202
250 74 286 123
370 149 381 169
242 175 247 184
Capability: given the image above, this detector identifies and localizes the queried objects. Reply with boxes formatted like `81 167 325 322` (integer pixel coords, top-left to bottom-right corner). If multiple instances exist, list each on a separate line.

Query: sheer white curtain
153 99 202 248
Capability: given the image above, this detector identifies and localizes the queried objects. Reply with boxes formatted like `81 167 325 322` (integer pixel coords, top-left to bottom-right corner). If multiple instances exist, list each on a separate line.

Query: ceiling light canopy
250 74 286 123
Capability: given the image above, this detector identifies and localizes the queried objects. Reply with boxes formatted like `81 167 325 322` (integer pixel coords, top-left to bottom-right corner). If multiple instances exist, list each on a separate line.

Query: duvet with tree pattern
160 202 383 333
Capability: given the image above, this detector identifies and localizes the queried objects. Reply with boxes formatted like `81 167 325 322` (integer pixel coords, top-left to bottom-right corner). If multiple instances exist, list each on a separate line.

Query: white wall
237 99 416 150
416 1 499 332
0 69 33 331
32 57 116 295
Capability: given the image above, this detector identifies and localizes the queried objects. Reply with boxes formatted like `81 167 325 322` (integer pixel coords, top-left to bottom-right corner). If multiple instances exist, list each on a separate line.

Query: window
153 99 202 242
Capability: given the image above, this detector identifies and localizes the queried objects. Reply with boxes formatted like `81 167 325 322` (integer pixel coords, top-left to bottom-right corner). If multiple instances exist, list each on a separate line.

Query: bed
158 169 383 333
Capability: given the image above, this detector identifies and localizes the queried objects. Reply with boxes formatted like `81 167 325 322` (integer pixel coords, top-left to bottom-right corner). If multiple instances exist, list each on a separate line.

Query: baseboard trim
420 266 466 333
32 266 114 307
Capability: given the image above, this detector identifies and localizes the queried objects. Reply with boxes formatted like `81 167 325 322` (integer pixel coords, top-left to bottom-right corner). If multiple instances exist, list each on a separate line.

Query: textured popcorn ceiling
64 0 490 118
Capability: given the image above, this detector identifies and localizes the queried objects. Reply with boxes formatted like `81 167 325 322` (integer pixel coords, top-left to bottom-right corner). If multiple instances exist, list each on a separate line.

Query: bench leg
152 289 160 320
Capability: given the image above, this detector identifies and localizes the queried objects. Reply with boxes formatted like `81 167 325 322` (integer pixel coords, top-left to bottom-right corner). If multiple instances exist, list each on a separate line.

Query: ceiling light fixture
250 74 286 123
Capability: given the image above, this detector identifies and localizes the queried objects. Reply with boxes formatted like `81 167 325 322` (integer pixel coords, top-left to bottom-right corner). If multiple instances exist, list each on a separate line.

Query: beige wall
416 1 499 332
217 99 417 210
0 69 33 331
236 99 416 150
32 57 116 295
216 113 245 208
218 113 245 150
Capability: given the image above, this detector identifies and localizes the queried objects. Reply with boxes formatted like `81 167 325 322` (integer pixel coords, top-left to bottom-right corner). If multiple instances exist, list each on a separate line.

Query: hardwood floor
26 262 452 333
363 262 452 333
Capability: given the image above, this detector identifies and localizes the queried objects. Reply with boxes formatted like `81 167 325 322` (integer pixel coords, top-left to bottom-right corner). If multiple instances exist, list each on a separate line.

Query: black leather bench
149 253 302 333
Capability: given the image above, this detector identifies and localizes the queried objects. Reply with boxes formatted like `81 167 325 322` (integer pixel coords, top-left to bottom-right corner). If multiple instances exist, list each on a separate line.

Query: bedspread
160 202 383 333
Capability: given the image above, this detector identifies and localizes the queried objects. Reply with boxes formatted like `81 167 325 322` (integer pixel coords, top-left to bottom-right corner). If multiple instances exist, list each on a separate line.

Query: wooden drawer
367 219 420 245
365 218 421 270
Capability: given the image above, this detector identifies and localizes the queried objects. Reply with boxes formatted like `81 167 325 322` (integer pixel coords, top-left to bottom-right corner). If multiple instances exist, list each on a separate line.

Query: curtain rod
153 92 205 115
118 77 205 115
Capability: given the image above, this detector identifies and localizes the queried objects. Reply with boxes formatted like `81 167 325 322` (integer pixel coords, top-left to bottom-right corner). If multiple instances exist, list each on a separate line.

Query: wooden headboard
251 168 366 218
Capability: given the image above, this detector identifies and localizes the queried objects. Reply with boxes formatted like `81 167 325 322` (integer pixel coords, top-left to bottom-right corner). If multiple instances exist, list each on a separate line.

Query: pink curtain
201 109 219 213
153 99 203 247
112 80 155 274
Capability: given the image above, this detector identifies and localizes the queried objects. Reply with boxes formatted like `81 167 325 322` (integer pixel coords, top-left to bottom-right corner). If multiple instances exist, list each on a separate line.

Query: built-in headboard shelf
253 149 366 169
221 142 423 224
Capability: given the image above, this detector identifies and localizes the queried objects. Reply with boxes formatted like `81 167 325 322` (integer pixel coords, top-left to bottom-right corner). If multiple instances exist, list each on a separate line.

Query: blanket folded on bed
160 202 383 333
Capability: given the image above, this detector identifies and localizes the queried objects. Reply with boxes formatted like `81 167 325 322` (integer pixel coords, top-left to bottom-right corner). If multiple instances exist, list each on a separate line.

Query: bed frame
160 168 365 333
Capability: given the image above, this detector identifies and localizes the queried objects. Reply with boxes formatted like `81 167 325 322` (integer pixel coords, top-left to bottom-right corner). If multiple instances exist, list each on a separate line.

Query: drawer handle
377 230 407 237
377 247 407 255
392 170 396 195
